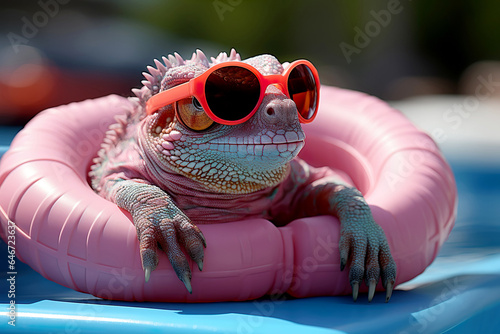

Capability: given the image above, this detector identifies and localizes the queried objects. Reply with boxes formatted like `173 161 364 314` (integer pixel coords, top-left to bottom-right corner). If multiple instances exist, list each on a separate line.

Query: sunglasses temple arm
146 82 192 115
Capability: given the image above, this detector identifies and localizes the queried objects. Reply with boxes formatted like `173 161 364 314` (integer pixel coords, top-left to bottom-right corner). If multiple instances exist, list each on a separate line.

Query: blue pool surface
1 119 499 333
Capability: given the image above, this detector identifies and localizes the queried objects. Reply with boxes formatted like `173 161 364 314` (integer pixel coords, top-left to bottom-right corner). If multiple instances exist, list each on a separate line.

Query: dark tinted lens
287 64 318 120
205 66 260 121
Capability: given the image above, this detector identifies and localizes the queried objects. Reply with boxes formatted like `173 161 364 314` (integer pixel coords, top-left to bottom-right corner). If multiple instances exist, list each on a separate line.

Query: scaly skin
90 49 396 302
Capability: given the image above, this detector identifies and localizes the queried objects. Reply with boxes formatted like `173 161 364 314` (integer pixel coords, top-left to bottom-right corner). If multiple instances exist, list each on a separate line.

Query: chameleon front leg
108 180 206 293
298 180 397 302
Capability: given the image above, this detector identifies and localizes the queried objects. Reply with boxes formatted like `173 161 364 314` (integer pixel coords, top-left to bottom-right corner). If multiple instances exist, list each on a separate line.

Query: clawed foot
134 208 206 293
339 217 396 302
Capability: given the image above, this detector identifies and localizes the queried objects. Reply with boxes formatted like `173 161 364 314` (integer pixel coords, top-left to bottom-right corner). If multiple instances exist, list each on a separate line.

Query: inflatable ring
0 86 457 302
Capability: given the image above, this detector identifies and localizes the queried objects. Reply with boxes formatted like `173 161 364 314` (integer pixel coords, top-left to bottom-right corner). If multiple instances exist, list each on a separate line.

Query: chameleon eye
192 97 203 111
176 97 214 131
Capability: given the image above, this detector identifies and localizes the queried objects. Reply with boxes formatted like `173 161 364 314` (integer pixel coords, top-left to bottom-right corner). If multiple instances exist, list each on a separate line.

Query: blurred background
0 2 499 328
0 0 499 125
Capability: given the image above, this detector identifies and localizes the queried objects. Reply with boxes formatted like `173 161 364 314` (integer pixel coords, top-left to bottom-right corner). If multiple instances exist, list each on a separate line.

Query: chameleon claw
144 266 152 283
199 231 207 248
368 279 376 302
340 258 346 271
385 281 394 303
181 272 193 294
196 259 204 271
352 281 359 302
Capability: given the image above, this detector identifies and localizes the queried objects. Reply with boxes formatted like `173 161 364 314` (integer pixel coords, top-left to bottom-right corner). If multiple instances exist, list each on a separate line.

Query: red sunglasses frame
146 59 320 125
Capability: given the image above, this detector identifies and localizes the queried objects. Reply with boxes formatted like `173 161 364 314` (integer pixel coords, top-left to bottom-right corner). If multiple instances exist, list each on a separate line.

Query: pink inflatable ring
0 86 457 302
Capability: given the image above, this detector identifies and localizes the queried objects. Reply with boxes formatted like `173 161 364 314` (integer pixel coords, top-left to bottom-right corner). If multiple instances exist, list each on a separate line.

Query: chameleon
89 49 397 302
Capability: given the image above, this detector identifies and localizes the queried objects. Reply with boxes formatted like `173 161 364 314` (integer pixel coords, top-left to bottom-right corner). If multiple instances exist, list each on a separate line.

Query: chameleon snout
258 85 301 127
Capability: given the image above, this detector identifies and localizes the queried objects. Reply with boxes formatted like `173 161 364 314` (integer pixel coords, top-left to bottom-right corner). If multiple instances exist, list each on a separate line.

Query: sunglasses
146 59 320 125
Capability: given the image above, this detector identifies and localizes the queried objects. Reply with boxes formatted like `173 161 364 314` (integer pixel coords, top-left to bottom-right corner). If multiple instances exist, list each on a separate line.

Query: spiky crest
133 49 241 105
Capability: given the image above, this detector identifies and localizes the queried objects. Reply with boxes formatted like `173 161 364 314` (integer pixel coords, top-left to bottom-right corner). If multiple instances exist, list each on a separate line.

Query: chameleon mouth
157 131 305 160
245 140 304 158
207 131 306 158
210 130 305 145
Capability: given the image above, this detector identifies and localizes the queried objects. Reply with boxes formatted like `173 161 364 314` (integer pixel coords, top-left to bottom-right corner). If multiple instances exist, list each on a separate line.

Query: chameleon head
138 50 310 194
